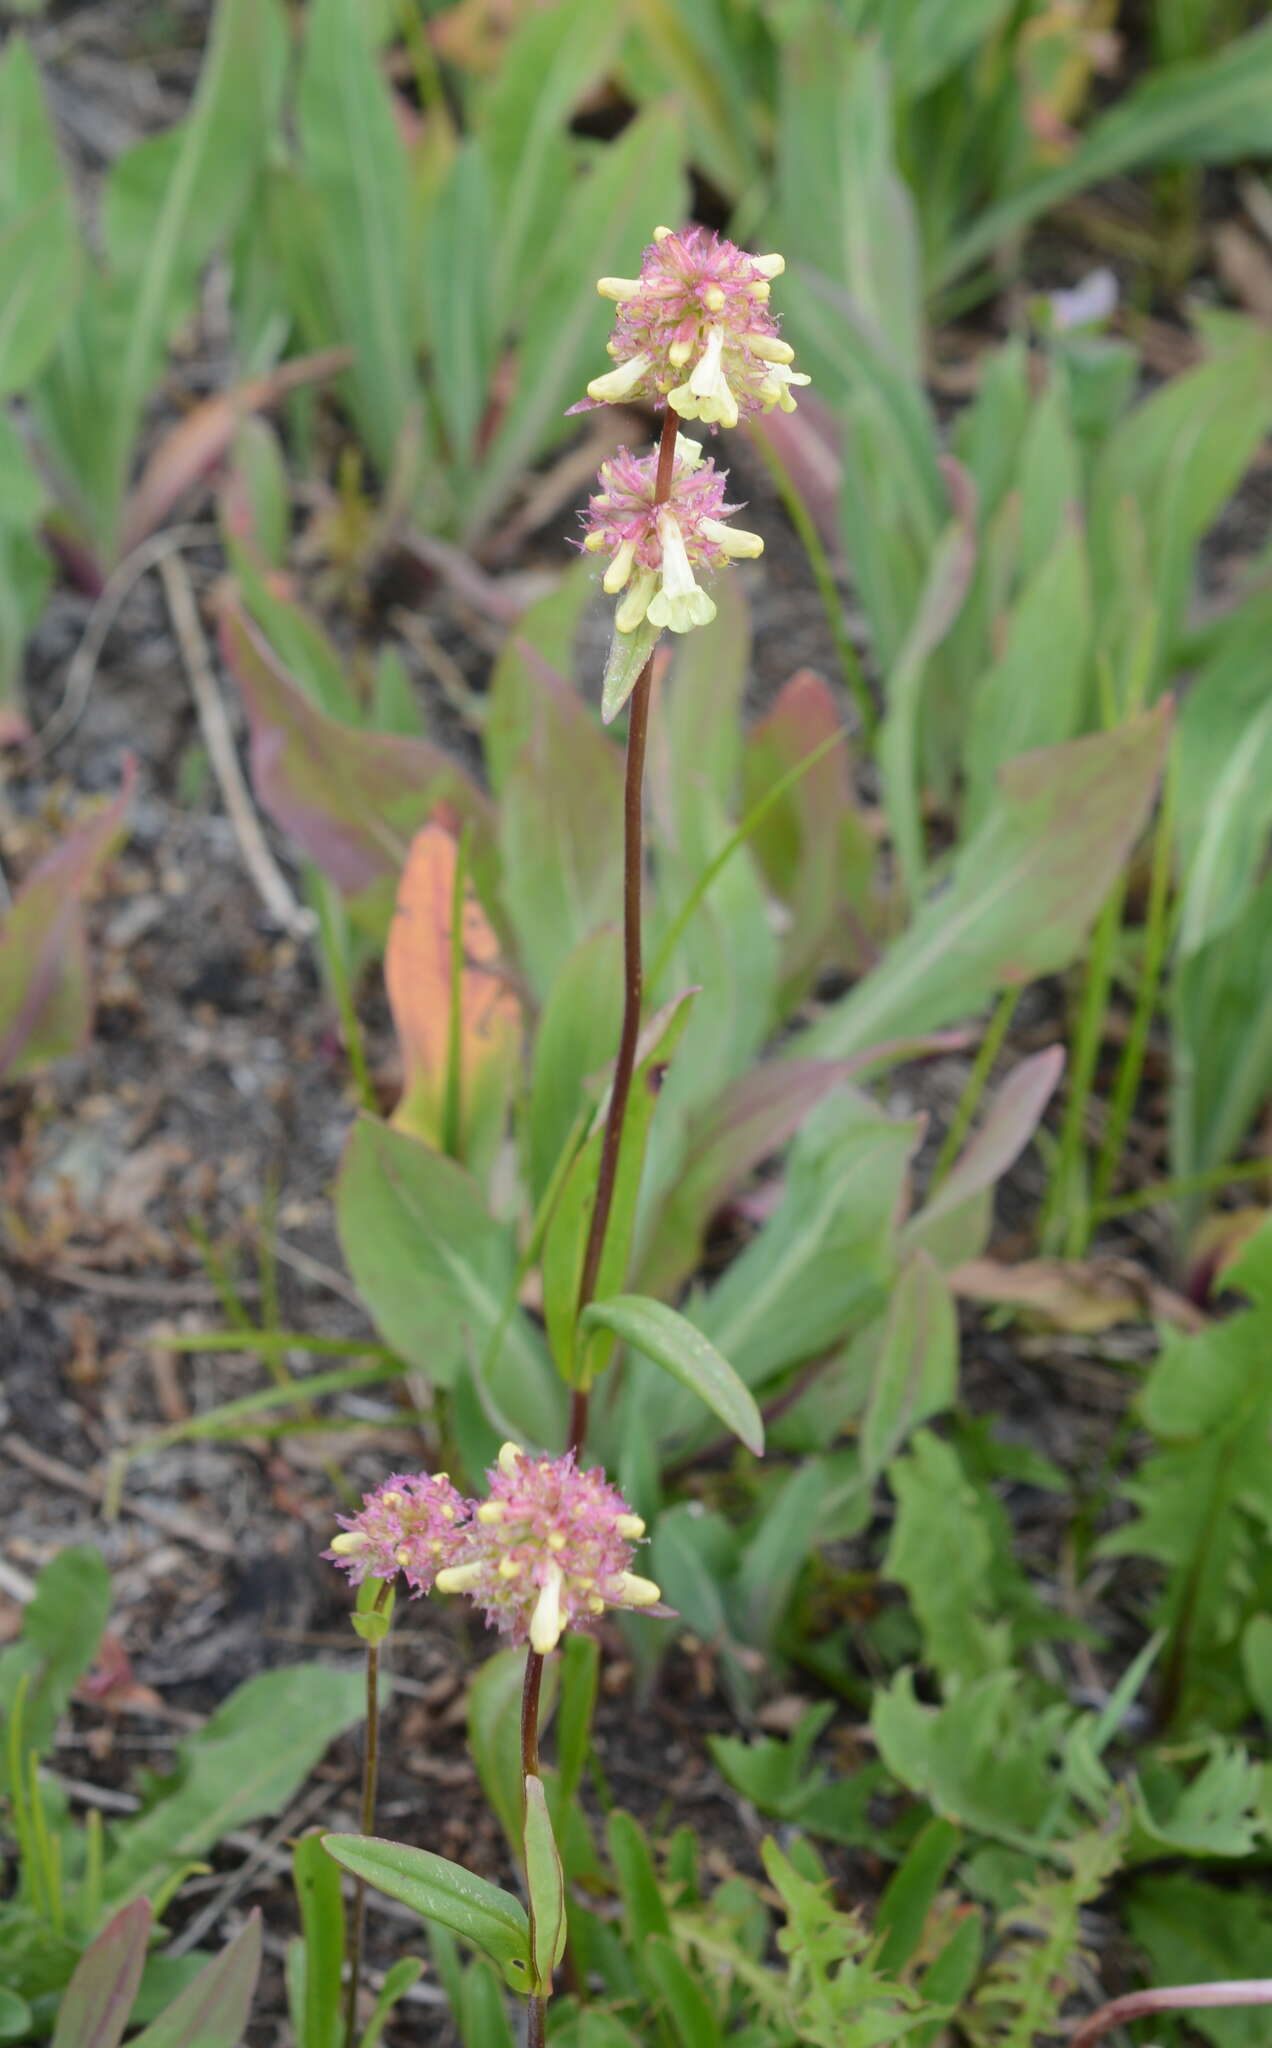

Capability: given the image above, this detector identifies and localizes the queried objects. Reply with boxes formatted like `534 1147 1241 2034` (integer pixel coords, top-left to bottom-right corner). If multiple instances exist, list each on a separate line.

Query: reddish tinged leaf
743 667 875 995
51 1898 150 2048
385 822 520 1153
748 392 841 547
218 591 491 894
904 1045 1066 1262
951 1255 1203 1335
127 1910 261 2048
0 761 134 1082
120 348 352 555
640 1032 972 1298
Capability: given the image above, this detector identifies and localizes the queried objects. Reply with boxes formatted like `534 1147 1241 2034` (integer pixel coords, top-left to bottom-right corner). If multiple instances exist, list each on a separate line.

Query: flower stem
570 407 681 1458
343 1583 390 2048
1070 1981 1272 2048
521 1647 545 1781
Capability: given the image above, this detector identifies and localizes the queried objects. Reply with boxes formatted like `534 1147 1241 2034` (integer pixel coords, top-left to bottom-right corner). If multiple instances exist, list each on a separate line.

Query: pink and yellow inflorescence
325 1446 661 1655
580 437 762 635
584 225 809 427
323 1470 469 1594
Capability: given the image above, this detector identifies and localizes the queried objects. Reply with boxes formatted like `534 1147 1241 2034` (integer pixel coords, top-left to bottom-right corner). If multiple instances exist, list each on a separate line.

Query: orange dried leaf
385 822 519 1150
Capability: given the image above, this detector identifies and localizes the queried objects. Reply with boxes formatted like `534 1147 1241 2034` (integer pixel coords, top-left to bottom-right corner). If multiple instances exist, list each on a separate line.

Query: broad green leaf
0 1547 111 1776
962 520 1091 831
523 1775 568 1993
0 1992 31 2041
0 764 133 1084
322 1836 530 1992
297 0 418 476
100 1665 363 1909
938 20 1272 288
687 1091 918 1397
231 556 360 724
638 1057 858 1301
0 38 79 392
543 992 696 1387
127 1914 261 2048
51 1900 150 2048
801 703 1171 1059
581 1295 764 1456
467 106 686 539
337 1116 563 1445
290 1834 343 2048
526 926 622 1209
493 638 623 1000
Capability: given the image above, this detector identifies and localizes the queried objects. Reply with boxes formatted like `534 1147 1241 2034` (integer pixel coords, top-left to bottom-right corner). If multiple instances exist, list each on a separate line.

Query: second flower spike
581 437 763 639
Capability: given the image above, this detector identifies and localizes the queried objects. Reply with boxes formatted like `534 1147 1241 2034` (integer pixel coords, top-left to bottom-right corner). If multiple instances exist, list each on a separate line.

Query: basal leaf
219 592 491 896
100 1665 364 1909
337 1115 564 1446
51 1900 150 2048
801 703 1171 1059
0 764 133 1084
0 37 80 393
385 822 520 1162
127 1913 261 2048
0 1547 111 1776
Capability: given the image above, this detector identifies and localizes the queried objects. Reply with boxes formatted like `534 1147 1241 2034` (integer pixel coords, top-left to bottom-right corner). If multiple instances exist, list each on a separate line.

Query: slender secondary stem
343 1583 390 2048
1070 1981 1272 2048
570 408 681 1459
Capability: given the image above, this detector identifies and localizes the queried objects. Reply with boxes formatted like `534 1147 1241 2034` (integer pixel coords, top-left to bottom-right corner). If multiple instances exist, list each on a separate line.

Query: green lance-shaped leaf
523 1775 568 1996
601 616 662 725
126 1912 262 2048
322 1836 531 1993
580 1295 764 1456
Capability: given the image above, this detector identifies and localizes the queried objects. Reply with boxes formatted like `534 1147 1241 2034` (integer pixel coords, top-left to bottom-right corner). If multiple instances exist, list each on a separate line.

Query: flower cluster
577 224 805 646
580 437 762 635
325 1446 660 1655
324 1470 468 1593
584 225 809 427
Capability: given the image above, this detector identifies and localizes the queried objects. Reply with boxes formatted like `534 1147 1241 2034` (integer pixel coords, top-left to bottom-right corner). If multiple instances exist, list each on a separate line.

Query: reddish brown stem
569 407 680 1460
521 1647 544 1781
1070 1981 1272 2048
